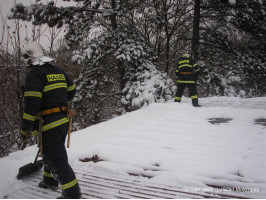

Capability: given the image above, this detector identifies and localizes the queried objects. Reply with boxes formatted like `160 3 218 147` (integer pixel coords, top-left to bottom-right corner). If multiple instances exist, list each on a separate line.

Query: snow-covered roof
1 96 266 198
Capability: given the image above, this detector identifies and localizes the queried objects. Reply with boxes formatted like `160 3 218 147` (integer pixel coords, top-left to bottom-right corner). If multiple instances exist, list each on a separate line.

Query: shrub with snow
72 29 175 128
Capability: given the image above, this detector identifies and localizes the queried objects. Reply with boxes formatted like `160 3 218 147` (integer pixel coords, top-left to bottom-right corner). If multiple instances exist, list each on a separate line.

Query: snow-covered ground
0 96 266 198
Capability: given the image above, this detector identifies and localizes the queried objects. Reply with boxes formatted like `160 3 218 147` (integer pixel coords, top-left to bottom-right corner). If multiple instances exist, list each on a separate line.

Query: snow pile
0 96 266 198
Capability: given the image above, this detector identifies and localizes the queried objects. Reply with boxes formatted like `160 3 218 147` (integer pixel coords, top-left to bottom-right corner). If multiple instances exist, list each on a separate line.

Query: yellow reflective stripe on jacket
24 91 42 98
67 84 75 92
193 64 198 68
42 117 69 132
179 60 189 64
31 130 39 136
61 179 78 190
23 113 36 121
177 80 195 84
43 83 67 92
31 117 69 135
44 171 53 178
178 64 192 68
191 95 198 99
21 130 27 136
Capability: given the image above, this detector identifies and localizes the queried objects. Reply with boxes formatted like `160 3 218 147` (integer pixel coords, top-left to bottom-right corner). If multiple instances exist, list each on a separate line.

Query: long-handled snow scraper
17 117 44 180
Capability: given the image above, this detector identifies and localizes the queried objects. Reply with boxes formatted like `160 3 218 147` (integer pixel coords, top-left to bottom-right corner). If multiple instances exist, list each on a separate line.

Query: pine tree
198 0 266 96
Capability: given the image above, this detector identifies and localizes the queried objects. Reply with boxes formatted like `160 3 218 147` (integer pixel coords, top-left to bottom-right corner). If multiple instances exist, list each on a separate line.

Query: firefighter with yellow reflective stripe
175 53 201 107
20 42 81 198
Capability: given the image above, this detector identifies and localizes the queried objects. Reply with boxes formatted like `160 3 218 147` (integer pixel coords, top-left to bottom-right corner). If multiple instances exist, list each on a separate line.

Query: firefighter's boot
174 97 181 103
38 172 59 190
38 180 58 190
57 184 81 199
192 98 201 107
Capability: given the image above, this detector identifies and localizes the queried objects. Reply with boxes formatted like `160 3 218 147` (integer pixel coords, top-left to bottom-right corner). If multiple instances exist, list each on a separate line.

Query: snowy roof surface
0 96 266 198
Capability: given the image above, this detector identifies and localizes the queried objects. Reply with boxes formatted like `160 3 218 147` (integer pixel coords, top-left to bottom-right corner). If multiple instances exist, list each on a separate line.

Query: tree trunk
191 0 201 61
163 1 170 75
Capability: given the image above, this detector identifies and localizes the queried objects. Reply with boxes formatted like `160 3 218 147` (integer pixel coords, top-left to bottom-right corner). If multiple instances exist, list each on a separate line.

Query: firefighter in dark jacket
175 53 201 107
20 42 81 199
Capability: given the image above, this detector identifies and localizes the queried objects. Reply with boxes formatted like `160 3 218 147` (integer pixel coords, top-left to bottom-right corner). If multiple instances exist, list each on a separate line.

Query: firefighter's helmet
22 42 55 66
182 53 190 58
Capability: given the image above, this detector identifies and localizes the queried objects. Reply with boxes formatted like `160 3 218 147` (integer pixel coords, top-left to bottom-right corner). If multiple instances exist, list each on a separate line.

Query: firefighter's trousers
175 83 199 106
42 122 81 197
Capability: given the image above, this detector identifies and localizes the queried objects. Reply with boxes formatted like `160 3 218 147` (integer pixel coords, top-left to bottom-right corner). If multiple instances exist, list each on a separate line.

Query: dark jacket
176 57 200 84
22 63 76 135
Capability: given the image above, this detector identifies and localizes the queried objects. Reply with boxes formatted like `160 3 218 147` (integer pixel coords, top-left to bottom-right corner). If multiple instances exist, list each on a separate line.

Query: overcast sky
0 0 76 51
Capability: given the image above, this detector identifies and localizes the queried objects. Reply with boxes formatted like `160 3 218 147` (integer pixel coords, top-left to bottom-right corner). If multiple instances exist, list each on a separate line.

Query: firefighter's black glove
20 130 31 143
17 86 25 99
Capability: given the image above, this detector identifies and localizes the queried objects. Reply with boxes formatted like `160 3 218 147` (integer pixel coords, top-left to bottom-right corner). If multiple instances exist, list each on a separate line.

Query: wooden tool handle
67 117 72 148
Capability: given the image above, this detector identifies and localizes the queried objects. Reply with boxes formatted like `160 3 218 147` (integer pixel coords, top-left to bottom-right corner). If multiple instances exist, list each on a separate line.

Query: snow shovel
17 149 43 180
17 117 44 180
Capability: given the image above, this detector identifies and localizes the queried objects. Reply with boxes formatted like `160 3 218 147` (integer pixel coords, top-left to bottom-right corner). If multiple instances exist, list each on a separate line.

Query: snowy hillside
0 96 266 198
